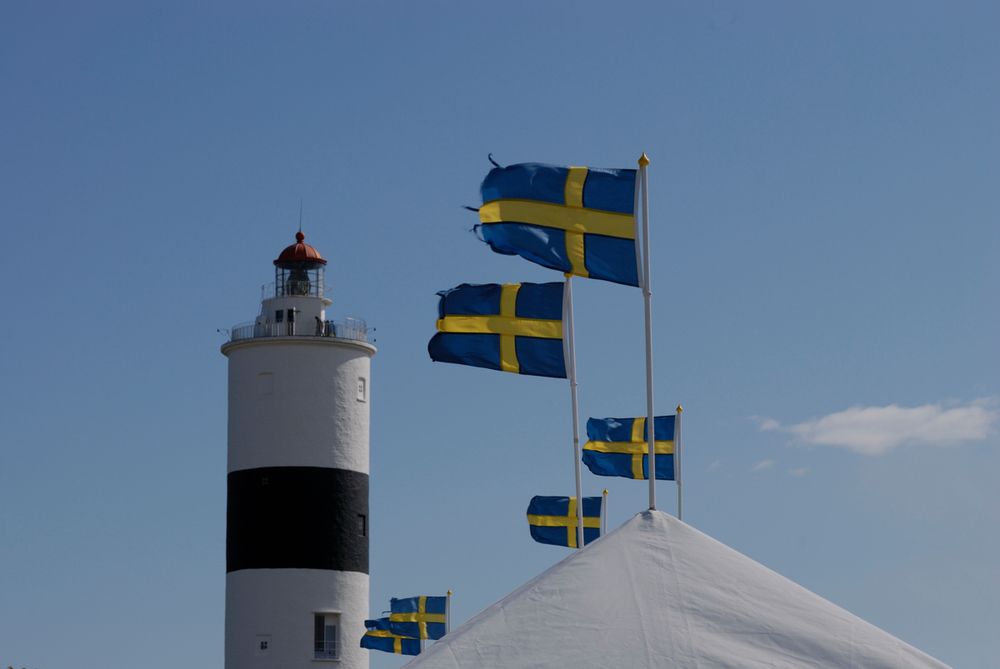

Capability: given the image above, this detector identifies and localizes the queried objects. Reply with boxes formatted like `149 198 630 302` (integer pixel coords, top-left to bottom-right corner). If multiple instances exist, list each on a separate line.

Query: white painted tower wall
224 337 373 668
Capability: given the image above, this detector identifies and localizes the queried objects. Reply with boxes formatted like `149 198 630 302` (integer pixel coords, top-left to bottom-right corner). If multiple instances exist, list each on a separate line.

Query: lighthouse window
257 372 274 396
256 634 271 655
357 377 367 402
358 513 367 537
314 613 340 660
275 310 283 323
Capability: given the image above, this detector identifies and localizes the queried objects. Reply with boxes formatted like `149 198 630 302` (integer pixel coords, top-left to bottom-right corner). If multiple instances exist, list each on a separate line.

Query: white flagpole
675 405 683 521
563 276 586 549
601 488 608 536
445 590 452 635
638 153 656 510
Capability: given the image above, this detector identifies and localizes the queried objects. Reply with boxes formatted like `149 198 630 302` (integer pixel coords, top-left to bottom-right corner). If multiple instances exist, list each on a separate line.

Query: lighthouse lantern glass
275 261 325 298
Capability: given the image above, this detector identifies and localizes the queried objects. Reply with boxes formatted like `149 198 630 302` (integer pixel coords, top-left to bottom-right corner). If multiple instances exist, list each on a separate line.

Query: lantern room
274 231 327 298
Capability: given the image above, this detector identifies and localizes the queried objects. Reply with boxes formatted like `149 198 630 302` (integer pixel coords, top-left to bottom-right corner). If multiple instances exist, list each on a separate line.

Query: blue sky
1 2 998 667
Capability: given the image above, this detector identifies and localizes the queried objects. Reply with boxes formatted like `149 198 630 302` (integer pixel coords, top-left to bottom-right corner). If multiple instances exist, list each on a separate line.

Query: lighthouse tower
221 232 375 668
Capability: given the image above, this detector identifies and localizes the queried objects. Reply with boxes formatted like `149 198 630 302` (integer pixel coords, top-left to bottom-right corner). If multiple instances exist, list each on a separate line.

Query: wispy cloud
789 467 809 477
758 399 998 456
754 417 780 432
751 459 774 472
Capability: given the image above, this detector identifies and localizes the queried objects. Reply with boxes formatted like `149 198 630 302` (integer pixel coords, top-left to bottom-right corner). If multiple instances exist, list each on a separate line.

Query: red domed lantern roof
274 231 327 266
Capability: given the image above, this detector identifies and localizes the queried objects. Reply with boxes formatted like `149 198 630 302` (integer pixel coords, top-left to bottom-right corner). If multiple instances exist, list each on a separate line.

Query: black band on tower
227 466 369 574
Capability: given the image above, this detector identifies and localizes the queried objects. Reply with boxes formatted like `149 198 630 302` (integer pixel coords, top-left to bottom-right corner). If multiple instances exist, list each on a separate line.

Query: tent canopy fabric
405 511 948 668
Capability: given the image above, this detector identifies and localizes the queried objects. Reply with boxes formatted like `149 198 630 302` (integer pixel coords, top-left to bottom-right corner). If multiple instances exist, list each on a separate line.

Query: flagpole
563 276 586 549
601 488 608 536
638 153 656 510
446 590 452 635
675 405 683 521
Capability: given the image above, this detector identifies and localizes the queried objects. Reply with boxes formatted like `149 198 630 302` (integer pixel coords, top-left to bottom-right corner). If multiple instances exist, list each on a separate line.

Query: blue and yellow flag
428 282 566 378
526 495 603 548
582 416 675 480
361 618 420 656
478 162 639 287
389 595 448 640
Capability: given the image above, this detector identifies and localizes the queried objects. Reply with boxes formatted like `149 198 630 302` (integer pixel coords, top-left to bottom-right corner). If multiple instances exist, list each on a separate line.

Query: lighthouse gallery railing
229 317 371 344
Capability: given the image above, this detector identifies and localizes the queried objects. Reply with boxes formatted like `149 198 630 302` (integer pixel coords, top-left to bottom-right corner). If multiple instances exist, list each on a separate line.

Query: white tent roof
406 511 948 668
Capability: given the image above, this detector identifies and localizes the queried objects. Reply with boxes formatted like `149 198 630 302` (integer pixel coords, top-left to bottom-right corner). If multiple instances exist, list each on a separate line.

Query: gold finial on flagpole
638 152 650 167
676 404 683 413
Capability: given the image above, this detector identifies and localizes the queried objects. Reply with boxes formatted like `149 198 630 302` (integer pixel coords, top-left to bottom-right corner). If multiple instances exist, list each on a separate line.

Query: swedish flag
582 415 676 480
478 162 639 287
428 282 566 378
389 595 448 640
360 618 420 656
526 495 603 548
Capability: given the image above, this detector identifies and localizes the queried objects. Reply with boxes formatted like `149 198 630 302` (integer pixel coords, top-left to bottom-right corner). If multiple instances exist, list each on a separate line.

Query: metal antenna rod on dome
298 198 303 233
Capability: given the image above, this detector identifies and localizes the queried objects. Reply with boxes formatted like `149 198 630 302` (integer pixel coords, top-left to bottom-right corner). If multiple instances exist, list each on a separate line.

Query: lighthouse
221 231 375 668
